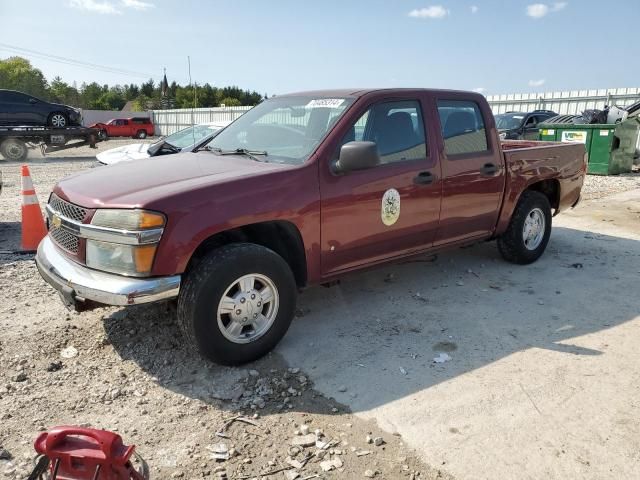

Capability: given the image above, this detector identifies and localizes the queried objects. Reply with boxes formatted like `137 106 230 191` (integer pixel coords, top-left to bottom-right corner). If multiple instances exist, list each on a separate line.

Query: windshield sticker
306 98 345 109
512 115 524 119
381 188 401 226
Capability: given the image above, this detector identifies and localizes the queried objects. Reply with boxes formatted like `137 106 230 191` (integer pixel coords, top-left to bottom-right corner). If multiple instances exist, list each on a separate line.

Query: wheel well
185 221 307 287
526 179 560 212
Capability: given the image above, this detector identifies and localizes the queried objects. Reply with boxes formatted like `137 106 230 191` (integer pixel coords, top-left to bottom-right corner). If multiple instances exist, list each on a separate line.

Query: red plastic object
33 426 147 480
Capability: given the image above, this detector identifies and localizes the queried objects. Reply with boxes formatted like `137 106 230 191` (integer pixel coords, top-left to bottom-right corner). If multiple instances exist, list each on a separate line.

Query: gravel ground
0 156 444 480
581 167 640 200
0 142 638 479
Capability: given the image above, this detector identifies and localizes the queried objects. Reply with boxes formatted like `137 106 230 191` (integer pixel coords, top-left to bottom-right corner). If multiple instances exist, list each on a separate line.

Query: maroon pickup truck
36 89 586 365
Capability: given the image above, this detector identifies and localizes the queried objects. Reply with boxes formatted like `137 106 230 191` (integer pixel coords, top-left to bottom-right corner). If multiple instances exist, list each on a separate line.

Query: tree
0 56 264 111
220 97 241 107
140 79 155 97
175 85 196 108
50 76 80 106
123 84 140 100
80 82 108 109
198 83 218 107
0 56 48 98
98 86 126 110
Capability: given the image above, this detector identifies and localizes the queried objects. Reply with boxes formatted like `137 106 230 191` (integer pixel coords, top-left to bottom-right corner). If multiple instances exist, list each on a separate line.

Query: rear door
433 96 505 245
319 95 442 275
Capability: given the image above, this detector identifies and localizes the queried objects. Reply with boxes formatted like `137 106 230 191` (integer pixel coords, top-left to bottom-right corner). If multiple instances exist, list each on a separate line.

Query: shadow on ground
103 226 640 415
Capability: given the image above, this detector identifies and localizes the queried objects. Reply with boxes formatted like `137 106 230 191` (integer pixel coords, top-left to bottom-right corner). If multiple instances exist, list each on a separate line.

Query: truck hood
55 151 291 208
96 143 151 165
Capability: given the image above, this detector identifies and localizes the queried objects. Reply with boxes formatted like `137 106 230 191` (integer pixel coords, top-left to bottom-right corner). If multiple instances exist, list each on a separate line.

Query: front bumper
36 236 180 308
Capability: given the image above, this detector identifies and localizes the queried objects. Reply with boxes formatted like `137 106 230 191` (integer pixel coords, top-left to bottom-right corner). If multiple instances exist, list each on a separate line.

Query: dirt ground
0 145 639 480
0 150 446 479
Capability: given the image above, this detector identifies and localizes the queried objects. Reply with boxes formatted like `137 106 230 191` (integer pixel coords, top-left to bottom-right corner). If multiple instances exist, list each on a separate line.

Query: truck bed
494 139 587 235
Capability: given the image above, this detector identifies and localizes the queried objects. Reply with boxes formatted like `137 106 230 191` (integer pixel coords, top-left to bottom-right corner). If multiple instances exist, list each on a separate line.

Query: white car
96 121 230 165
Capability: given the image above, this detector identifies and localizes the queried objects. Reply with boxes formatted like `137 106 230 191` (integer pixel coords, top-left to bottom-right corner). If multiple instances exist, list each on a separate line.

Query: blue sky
1 0 638 96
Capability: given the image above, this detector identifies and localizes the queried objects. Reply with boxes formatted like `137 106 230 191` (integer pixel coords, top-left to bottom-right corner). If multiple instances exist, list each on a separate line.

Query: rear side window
437 100 488 156
1 91 28 103
132 118 150 124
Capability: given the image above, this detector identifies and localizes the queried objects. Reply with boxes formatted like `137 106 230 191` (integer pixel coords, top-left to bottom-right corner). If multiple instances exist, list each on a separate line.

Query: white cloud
409 6 449 19
526 4 549 18
68 0 121 14
526 2 567 18
472 87 485 93
470 5 479 14
121 0 155 11
529 79 546 87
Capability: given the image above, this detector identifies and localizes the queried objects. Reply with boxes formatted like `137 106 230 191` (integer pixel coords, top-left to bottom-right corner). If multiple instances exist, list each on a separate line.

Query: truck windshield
204 96 354 164
495 113 524 130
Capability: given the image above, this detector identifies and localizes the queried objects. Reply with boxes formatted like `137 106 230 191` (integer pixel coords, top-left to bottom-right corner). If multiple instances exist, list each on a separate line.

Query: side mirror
332 141 380 174
29 98 37 104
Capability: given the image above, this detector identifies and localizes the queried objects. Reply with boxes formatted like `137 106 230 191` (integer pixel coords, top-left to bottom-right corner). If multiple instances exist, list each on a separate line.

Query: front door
433 97 505 245
111 119 129 136
320 97 442 275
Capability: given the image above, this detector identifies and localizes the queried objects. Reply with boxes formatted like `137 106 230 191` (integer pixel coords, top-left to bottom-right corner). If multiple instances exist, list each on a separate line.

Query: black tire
47 112 68 128
136 130 147 139
0 138 28 161
497 190 552 265
177 243 297 365
98 129 108 140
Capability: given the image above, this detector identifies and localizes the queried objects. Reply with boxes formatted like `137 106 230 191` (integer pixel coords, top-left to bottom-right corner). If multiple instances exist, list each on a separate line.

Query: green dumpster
538 122 634 175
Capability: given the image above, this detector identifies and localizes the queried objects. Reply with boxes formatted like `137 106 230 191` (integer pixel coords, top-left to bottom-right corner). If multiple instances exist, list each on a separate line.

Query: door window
341 100 426 165
437 100 488 156
2 92 28 103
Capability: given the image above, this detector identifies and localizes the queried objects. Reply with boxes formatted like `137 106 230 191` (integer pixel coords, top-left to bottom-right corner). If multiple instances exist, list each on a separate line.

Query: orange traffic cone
20 165 48 252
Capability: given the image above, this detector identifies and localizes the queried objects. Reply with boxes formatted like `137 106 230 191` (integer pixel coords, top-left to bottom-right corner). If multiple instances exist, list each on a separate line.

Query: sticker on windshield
381 188 401 226
306 98 345 108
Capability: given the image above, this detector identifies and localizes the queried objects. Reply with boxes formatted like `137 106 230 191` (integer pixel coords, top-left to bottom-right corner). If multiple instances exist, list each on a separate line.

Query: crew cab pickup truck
90 117 154 139
36 89 587 365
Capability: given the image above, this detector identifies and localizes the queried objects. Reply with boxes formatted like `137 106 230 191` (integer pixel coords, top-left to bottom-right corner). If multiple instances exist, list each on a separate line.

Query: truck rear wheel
177 243 297 365
1 138 28 161
136 130 147 139
497 190 552 265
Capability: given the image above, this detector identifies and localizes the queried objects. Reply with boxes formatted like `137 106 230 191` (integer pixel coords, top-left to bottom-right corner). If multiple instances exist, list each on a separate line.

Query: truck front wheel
497 190 552 265
177 243 297 365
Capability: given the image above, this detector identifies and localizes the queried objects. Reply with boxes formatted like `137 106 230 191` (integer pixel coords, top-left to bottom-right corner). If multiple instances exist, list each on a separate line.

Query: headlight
86 240 157 276
91 209 165 230
86 209 165 276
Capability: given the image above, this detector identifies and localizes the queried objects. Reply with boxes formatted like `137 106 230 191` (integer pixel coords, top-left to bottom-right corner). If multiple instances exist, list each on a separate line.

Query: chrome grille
49 225 79 254
49 193 88 222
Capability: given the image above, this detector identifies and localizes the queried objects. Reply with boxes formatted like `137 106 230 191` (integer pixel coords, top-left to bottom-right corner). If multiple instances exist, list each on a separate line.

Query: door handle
413 171 435 185
480 163 498 176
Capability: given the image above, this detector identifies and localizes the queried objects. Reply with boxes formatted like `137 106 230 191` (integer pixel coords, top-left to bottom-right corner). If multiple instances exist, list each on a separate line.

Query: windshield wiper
208 147 268 162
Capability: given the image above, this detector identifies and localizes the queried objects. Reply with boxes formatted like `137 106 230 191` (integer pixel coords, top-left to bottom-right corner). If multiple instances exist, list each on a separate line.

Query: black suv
0 89 81 128
495 110 556 140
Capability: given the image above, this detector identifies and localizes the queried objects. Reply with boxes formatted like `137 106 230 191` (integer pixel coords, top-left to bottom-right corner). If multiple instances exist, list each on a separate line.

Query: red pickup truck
36 89 586 365
90 117 154 139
